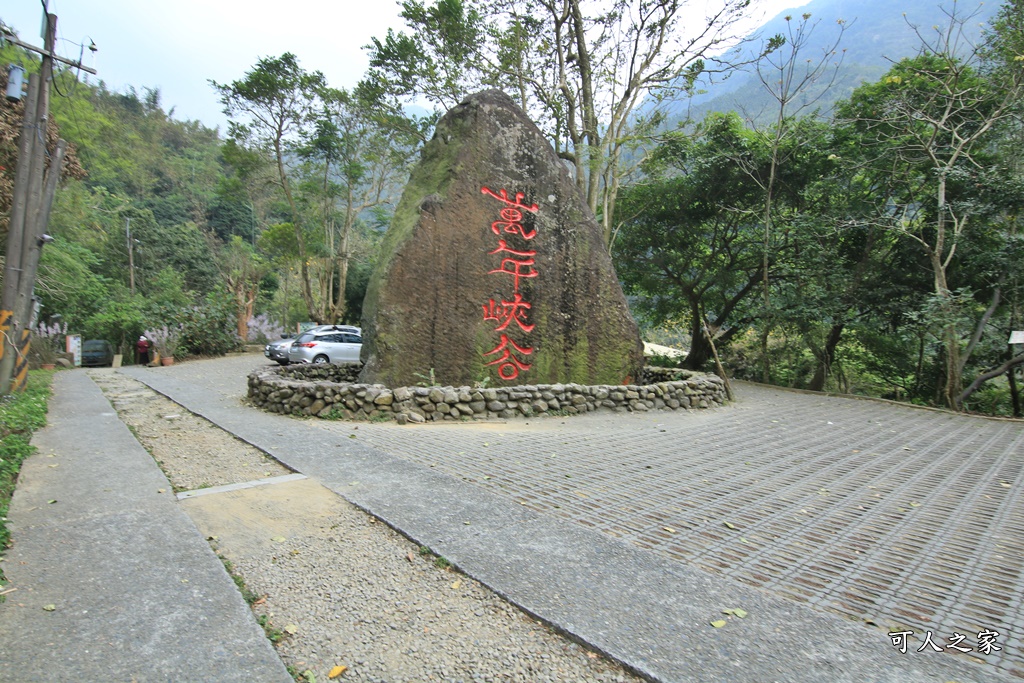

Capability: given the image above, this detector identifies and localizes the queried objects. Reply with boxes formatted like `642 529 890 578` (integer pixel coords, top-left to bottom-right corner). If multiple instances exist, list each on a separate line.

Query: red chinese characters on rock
481 187 539 381
488 240 537 292
483 334 533 380
482 293 535 333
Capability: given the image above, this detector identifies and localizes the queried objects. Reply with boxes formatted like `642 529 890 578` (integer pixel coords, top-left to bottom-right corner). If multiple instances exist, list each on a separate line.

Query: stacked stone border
247 364 727 423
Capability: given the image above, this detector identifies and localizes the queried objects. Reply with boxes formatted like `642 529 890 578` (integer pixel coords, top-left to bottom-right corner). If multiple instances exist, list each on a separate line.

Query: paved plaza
126 354 1024 680
345 385 1024 674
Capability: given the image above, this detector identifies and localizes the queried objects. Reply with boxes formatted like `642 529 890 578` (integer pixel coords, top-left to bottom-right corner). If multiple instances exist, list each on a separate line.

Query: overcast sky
2 0 805 133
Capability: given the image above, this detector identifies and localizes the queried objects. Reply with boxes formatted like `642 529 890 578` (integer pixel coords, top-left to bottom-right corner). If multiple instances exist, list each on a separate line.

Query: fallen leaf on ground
723 522 737 530
710 619 727 628
663 526 677 534
42 604 56 611
271 536 286 543
328 665 348 679
284 623 298 635
451 580 462 590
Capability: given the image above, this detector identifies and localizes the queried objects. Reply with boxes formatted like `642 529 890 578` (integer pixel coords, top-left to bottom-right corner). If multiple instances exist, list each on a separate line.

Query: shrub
33 321 68 364
179 289 242 356
246 312 285 344
144 324 184 357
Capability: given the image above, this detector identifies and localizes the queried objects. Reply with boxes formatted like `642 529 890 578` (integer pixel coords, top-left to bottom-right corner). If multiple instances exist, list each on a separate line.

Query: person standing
136 336 151 365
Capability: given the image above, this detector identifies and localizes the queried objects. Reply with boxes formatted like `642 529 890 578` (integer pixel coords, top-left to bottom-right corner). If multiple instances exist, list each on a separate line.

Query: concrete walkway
121 354 1021 682
0 370 292 683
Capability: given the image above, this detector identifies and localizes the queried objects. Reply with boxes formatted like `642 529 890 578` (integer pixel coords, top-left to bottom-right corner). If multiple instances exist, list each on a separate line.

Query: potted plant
145 325 183 365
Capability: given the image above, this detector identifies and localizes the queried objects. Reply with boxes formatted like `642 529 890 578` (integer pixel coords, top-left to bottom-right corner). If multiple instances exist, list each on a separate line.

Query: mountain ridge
676 0 1003 124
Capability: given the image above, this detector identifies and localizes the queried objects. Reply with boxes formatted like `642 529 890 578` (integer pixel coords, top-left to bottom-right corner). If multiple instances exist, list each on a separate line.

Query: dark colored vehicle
81 339 114 367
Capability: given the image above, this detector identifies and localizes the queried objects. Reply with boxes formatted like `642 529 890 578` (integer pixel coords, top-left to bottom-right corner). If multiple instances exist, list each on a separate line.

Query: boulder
360 89 643 387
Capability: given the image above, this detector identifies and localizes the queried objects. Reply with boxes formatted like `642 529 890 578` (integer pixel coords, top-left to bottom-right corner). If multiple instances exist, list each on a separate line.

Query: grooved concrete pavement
114 353 1023 682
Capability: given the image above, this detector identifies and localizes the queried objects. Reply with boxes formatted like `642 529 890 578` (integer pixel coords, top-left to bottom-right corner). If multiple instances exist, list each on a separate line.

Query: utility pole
0 12 97 394
126 217 135 295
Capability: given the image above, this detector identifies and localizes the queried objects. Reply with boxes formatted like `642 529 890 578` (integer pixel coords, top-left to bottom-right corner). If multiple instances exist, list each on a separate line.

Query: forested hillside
2 0 1023 416
1 28 411 360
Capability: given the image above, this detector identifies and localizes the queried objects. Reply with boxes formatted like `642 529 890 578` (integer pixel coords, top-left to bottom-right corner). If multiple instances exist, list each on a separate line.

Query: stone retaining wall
248 363 726 423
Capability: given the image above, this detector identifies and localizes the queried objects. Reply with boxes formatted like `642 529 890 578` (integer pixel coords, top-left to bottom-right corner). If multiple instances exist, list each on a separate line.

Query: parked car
81 339 114 367
287 325 362 365
265 335 296 365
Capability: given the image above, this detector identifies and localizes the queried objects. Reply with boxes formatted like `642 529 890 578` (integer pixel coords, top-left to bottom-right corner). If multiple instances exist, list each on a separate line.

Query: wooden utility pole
0 12 96 394
126 217 135 295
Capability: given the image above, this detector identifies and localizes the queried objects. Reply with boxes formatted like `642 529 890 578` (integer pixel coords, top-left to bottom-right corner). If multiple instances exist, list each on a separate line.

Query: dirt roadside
89 369 640 683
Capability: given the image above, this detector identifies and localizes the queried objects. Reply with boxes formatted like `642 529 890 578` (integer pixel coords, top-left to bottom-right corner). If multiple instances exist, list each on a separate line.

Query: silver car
287 326 362 365
265 336 296 365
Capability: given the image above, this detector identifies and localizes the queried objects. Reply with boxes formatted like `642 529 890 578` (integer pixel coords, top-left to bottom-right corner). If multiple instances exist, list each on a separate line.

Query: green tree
211 53 326 320
836 4 1024 409
365 0 761 247
216 236 270 342
296 87 421 323
744 12 847 382
614 114 771 369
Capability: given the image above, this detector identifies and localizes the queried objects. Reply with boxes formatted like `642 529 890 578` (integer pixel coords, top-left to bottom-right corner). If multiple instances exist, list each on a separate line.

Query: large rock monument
360 90 644 388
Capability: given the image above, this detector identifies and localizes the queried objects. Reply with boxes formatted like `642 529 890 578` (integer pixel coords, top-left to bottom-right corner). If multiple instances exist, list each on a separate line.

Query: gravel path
90 370 642 683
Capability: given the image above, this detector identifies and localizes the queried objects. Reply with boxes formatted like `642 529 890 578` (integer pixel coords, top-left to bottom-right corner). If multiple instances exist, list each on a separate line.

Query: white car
287 326 362 365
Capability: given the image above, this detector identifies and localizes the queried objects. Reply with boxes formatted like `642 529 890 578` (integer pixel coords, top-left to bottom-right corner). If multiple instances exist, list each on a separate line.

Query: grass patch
214 547 295 663
217 553 261 605
0 369 54 585
257 614 286 643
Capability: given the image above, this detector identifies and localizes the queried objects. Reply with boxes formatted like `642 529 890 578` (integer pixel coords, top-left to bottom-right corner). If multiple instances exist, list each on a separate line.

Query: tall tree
216 236 270 342
296 87 422 323
211 53 325 320
365 0 760 248
743 12 847 382
615 113 774 369
836 3 1024 409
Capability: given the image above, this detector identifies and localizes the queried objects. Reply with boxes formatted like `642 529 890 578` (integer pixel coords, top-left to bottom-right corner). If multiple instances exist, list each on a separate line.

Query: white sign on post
1010 331 1024 346
65 334 81 367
